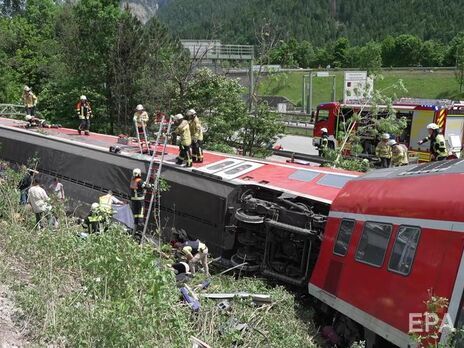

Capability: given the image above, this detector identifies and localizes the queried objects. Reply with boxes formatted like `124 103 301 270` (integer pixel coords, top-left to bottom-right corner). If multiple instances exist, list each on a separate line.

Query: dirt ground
0 284 26 347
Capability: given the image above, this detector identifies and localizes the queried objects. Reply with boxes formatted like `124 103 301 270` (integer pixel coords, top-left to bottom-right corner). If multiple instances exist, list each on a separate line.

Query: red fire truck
312 99 464 161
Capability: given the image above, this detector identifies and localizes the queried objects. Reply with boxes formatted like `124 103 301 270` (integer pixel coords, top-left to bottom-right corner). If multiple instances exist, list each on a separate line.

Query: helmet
321 127 328 133
387 139 397 146
133 168 142 177
186 109 196 116
382 133 390 140
136 104 144 111
80 95 87 101
24 86 30 92
173 114 184 121
25 115 33 121
427 123 439 130
91 202 99 212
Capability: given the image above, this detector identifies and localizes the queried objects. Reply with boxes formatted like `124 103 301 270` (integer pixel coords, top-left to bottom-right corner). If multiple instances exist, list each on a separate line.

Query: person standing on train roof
75 95 92 135
375 133 392 168
388 140 409 167
186 109 204 163
22 86 38 117
173 114 193 167
133 104 149 140
418 123 448 161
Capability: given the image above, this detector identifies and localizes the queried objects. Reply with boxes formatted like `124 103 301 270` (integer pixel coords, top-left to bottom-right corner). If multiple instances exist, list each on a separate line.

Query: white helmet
186 109 196 116
321 127 328 133
24 86 30 92
133 168 141 177
91 202 100 212
136 104 144 111
80 95 87 101
427 123 439 130
25 115 33 121
382 133 390 140
387 139 397 146
173 114 184 121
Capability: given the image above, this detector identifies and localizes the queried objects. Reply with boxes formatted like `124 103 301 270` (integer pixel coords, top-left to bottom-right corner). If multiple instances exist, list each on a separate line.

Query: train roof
0 117 360 204
331 160 464 224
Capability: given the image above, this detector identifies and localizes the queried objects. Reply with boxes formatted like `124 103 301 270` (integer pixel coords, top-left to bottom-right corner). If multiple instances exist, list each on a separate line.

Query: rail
181 41 254 60
0 104 26 117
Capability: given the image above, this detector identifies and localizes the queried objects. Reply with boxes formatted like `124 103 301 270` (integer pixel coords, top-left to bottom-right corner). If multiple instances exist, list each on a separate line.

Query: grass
0 166 320 347
260 69 464 108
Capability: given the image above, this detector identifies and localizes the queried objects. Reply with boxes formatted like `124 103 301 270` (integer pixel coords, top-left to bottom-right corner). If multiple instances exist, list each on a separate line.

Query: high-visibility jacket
189 116 203 142
99 194 116 214
420 133 448 159
391 144 409 166
75 101 92 120
376 141 392 159
130 177 145 200
320 134 329 150
133 111 149 127
23 92 37 108
175 120 192 146
182 240 207 256
84 212 104 234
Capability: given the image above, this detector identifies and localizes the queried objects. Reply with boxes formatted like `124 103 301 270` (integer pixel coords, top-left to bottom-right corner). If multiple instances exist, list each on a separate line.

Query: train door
445 112 464 157
409 109 435 161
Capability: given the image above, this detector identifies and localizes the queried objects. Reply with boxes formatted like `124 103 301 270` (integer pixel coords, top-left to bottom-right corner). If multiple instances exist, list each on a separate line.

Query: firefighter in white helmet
75 95 93 135
418 123 448 161
173 114 192 167
133 104 149 145
375 133 392 168
388 139 409 167
22 85 38 117
317 127 329 157
186 109 204 163
130 168 150 229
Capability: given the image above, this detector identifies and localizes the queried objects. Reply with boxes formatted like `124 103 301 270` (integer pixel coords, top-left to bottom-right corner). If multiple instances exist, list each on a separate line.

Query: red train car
309 160 464 347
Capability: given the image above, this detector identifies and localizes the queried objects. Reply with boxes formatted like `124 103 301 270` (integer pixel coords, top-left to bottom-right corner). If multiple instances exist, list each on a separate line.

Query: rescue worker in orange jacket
186 109 204 163
173 114 192 167
130 168 150 228
75 95 93 135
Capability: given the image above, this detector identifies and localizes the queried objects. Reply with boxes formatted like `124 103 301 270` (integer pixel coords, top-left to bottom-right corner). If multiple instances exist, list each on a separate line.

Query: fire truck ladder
134 121 150 154
141 115 173 243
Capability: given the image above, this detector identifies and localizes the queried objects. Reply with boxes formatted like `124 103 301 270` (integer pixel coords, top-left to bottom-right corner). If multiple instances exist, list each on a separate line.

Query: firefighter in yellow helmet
173 114 192 167
186 109 204 163
375 133 392 168
22 86 38 117
388 139 409 167
418 123 448 161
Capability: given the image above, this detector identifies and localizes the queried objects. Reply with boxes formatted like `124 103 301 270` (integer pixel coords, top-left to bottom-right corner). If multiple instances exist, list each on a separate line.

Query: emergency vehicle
313 99 464 161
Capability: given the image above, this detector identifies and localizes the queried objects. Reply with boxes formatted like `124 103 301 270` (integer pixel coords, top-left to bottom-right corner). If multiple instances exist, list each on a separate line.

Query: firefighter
375 133 392 168
174 239 210 277
133 104 149 143
22 86 38 117
186 109 204 163
418 123 448 161
99 190 123 217
130 168 151 229
388 140 409 167
82 203 105 234
173 114 192 167
317 127 329 157
75 95 93 135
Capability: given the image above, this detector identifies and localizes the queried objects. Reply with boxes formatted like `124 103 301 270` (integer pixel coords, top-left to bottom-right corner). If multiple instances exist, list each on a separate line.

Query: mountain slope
157 0 464 45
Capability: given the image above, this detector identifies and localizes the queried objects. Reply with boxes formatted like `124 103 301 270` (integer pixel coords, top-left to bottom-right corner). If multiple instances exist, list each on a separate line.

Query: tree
455 44 464 93
332 37 350 68
420 40 444 67
393 34 423 67
357 41 382 73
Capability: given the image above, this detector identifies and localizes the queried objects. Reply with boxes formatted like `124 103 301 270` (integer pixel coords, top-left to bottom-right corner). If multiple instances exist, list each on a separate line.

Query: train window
388 226 420 276
355 222 392 267
317 174 353 188
288 170 319 182
333 219 355 256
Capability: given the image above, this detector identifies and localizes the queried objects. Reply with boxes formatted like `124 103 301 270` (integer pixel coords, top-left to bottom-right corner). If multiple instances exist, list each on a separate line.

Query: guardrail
0 104 26 117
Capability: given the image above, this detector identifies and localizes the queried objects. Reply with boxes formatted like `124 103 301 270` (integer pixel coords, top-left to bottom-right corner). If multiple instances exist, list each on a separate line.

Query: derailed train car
2 117 464 347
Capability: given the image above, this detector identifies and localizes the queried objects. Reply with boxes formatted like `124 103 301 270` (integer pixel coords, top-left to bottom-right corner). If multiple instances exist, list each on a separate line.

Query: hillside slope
157 0 464 45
